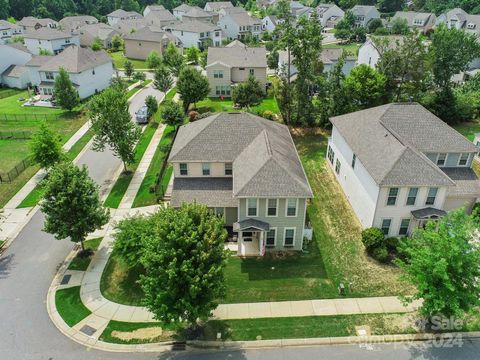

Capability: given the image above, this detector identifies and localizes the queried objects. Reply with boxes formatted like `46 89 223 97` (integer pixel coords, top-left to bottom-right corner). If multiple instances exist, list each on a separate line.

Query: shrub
472 203 480 223
262 110 275 120
361 227 384 253
372 246 389 263
385 237 400 252
197 111 214 120
188 111 199 122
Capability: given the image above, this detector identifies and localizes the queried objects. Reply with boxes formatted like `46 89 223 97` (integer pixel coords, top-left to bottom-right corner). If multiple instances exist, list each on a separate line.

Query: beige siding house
124 26 182 60
206 40 267 97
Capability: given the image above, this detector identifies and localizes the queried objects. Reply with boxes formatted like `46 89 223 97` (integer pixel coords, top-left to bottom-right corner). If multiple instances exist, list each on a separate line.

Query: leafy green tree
41 162 109 252
54 67 79 110
145 95 158 118
396 209 480 319
390 17 410 35
344 64 387 109
368 18 383 34
163 42 184 76
267 50 279 70
199 50 208 68
39 48 53 55
0 0 10 19
334 10 355 42
30 122 64 169
232 75 264 108
111 34 124 51
160 100 184 128
88 87 141 171
124 60 134 78
177 66 209 111
153 65 173 93
146 50 162 69
114 215 153 267
185 46 199 64
378 0 405 12
139 203 228 325
110 76 127 90
133 71 146 81
91 37 103 51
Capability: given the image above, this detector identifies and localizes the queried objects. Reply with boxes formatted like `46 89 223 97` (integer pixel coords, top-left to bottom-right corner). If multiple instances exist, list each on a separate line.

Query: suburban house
0 44 33 89
256 0 278 9
124 26 182 60
262 15 280 33
78 23 120 48
351 5 380 27
25 45 113 99
143 7 176 27
168 112 313 256
390 11 436 33
143 5 166 17
291 2 313 19
278 48 356 79
327 103 480 237
357 36 405 68
316 3 344 28
164 20 222 49
107 9 143 26
218 7 263 40
206 40 267 97
182 6 218 24
0 20 23 44
204 1 234 14
23 28 80 55
59 15 99 33
17 17 58 31
436 8 480 37
112 18 148 36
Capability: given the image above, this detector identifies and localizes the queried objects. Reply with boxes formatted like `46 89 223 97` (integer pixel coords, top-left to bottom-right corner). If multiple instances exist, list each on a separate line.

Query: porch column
259 231 264 256
237 231 242 256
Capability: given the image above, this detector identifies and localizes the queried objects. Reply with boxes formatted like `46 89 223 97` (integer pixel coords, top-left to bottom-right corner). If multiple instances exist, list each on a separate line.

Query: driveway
129 86 164 119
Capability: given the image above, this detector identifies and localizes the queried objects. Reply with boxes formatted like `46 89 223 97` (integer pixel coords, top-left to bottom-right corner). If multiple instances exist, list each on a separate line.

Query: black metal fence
0 157 34 183
0 131 32 140
0 113 61 121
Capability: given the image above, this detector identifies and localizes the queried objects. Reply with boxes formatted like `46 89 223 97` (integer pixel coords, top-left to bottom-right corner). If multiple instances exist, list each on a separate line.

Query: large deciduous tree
160 100 184 128
124 60 134 78
41 162 109 252
153 65 173 93
344 64 387 109
139 203 228 325
146 50 162 69
54 67 79 110
88 87 141 171
163 42 184 76
30 122 64 169
176 66 209 111
232 75 264 108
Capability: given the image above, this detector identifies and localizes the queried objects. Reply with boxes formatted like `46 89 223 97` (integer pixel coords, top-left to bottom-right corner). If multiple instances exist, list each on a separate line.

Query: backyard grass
293 128 414 297
195 94 280 116
99 320 180 344
55 286 91 327
67 237 103 271
110 51 148 69
453 120 480 141
323 42 362 58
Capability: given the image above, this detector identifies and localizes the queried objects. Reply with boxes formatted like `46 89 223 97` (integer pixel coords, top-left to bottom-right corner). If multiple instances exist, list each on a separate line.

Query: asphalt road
129 85 164 119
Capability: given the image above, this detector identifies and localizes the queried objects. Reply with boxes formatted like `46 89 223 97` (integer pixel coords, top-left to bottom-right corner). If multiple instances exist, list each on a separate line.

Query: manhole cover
80 325 97 336
60 274 71 285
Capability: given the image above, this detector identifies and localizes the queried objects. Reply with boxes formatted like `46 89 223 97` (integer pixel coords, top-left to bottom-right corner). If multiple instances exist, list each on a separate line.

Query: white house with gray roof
0 20 23 44
218 7 263 40
436 8 480 37
164 20 222 49
23 28 80 55
316 3 344 28
204 1 234 14
206 40 267 97
390 11 436 33
168 112 313 256
59 15 99 33
107 9 143 26
327 103 480 237
17 17 58 31
351 5 380 27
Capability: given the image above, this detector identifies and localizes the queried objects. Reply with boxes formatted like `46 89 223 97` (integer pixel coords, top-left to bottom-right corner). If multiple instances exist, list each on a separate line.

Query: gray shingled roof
330 103 477 187
124 26 179 43
2 65 28 78
145 8 176 22
224 7 261 25
79 23 118 41
37 45 111 73
24 27 72 40
321 48 355 63
207 41 267 68
441 168 480 196
59 15 98 31
25 55 51 67
18 17 57 27
165 20 220 33
411 207 447 219
184 6 213 18
4 43 31 54
233 218 270 231
112 19 148 35
169 112 313 198
351 5 377 16
0 20 20 30
205 2 234 11
392 11 435 27
170 177 238 207
174 4 193 12
108 9 142 18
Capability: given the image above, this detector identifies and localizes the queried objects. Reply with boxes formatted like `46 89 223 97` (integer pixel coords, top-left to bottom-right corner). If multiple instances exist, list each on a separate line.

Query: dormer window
436 153 447 166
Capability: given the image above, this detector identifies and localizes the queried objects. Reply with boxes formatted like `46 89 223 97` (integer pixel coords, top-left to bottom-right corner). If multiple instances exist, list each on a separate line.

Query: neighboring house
327 103 480 237
316 3 344 28
206 40 267 97
112 18 148 36
144 7 176 27
124 26 182 60
218 7 263 40
164 20 222 49
107 9 143 26
278 48 356 78
0 43 32 88
1 64 30 88
143 5 165 17
256 0 278 9
183 6 218 24
390 11 436 33
59 15 98 33
291 4 313 19
168 112 313 256
173 4 194 19
351 5 380 27
26 45 113 99
23 28 80 55
357 36 405 68
262 15 280 32
17 17 58 31
436 8 480 37
0 20 23 44
78 23 120 48
204 2 234 14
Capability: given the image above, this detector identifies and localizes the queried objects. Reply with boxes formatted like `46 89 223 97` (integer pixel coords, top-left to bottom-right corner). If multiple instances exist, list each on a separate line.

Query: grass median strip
67 237 103 271
55 286 91 327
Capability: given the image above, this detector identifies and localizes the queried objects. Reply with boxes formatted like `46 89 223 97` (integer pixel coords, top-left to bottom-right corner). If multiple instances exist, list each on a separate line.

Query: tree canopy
54 67 79 110
232 75 264 108
30 122 64 169
176 66 209 111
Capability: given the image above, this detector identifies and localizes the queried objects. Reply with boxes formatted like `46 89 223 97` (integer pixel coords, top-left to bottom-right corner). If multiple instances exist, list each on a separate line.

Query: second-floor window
45 72 54 80
213 70 223 78
202 163 210 176
327 146 334 164
247 198 257 217
225 162 232 175
458 153 469 166
426 187 438 205
249 69 254 76
406 187 418 206
267 198 277 216
200 32 205 37
436 153 447 166
179 163 188 176
387 187 398 206
286 198 297 217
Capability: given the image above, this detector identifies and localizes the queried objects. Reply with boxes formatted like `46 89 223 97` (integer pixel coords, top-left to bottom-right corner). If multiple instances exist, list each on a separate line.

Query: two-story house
59 15 99 33
107 9 143 26
78 23 120 49
206 40 267 97
218 7 263 40
351 5 380 27
0 44 33 89
168 112 313 256
124 26 182 60
143 6 176 27
316 3 345 28
23 28 80 55
436 8 480 37
17 17 58 31
0 20 23 45
390 11 436 33
164 20 222 49
357 35 405 68
204 1 234 14
327 103 480 237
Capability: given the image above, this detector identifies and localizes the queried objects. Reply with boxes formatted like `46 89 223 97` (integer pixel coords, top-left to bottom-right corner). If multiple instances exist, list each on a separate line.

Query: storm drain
172 342 186 351
80 325 97 336
60 274 71 285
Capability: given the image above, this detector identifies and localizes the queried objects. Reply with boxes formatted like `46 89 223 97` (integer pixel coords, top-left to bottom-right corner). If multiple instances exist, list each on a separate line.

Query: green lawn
0 140 30 170
453 120 480 141
67 238 103 271
110 51 148 69
323 42 362 58
55 286 91 327
99 320 180 344
195 95 280 117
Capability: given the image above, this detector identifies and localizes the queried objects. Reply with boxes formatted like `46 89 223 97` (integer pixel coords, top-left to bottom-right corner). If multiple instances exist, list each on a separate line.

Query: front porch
410 207 447 230
232 218 270 257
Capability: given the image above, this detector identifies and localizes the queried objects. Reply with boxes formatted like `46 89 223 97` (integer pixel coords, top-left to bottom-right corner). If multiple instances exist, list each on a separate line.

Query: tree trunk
80 238 85 252
286 48 291 126
123 161 128 173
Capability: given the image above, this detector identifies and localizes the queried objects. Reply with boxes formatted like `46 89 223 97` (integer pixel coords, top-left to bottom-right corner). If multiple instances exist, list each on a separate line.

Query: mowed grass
55 286 91 327
195 95 280 116
109 51 148 69
323 42 362 58
293 129 414 297
99 320 180 344
0 140 30 170
67 237 103 271
453 120 480 141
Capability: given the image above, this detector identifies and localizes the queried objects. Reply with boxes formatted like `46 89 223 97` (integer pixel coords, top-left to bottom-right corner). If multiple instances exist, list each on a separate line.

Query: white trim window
406 187 418 206
387 187 399 206
179 163 188 176
286 198 297 217
381 218 392 236
266 198 277 217
426 187 438 205
247 198 258 217
225 162 233 175
213 69 223 78
436 153 447 166
327 145 334 165
458 153 469 166
266 228 276 247
399 218 410 236
202 163 210 176
284 227 295 247
335 159 341 174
